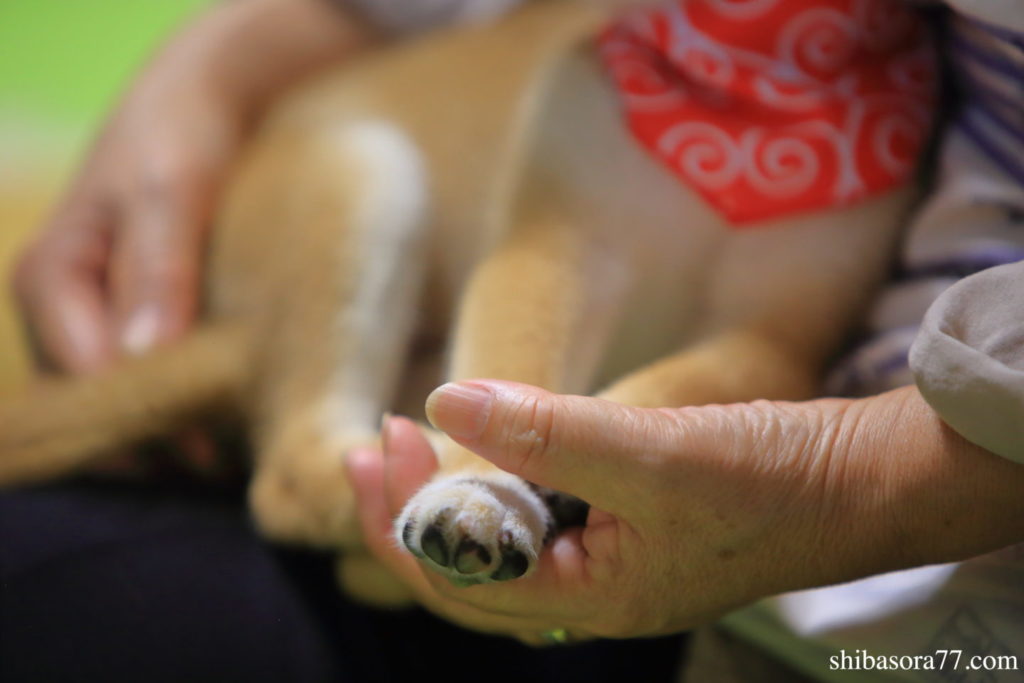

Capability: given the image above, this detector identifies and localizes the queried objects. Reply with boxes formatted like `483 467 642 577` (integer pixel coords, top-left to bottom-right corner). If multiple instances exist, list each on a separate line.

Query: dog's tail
0 322 251 485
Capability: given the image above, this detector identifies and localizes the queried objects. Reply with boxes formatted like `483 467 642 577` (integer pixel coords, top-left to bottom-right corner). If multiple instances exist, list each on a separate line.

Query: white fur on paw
395 472 552 585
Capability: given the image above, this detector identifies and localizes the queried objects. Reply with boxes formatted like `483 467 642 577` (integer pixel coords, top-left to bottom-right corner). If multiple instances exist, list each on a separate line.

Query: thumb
425 380 689 512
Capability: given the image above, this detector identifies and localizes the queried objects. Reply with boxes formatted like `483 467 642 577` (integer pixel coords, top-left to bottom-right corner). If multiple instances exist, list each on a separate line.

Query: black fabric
0 481 685 683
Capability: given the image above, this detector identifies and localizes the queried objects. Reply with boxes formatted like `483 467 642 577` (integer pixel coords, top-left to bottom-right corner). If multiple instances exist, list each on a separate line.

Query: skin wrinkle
646 409 755 622
499 387 553 484
579 509 618 563
672 400 838 602
845 395 941 575
865 394 966 570
554 546 604 629
610 403 692 499
778 400 874 592
892 404 955 565
622 408 670 470
771 400 853 590
599 407 669 510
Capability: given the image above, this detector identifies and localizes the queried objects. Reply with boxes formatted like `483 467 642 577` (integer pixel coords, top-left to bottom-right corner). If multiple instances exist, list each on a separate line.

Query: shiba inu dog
0 0 928 601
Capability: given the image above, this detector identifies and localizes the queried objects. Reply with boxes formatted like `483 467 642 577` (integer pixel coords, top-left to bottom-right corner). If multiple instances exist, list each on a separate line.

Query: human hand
11 0 371 475
12 0 371 374
12 62 242 372
349 380 1024 642
348 381 857 642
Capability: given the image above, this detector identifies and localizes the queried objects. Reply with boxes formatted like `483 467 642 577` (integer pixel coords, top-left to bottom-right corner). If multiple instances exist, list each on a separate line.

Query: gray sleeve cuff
342 0 525 35
909 260 1024 464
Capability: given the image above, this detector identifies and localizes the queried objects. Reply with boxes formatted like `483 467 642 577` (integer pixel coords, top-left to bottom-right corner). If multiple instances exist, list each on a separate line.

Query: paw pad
395 475 551 584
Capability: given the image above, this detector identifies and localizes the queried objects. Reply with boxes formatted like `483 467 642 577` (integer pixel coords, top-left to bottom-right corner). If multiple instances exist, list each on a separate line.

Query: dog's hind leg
596 187 915 409
0 323 250 485
243 120 430 549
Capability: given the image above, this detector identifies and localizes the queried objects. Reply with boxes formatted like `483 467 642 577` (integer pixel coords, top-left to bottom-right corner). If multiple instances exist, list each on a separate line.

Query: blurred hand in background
12 0 377 373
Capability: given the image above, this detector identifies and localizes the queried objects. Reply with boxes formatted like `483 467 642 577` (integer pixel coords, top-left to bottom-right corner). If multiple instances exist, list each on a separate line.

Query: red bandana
597 0 937 225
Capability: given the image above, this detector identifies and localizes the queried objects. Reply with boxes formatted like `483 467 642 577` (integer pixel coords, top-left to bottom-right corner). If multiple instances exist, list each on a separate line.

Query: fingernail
120 305 161 355
425 382 493 440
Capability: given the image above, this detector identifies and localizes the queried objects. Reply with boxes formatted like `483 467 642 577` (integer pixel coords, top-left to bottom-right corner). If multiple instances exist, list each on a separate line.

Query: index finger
381 415 438 516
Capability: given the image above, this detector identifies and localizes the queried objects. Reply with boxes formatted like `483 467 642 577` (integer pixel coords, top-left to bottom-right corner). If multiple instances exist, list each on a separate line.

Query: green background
0 1 210 387
0 1 210 160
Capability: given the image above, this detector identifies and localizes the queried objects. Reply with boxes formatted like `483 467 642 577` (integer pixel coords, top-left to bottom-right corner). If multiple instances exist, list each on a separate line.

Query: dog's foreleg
245 121 429 550
398 207 629 584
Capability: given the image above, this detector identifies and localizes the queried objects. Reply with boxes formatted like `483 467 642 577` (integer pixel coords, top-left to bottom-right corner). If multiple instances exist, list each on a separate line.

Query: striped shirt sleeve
824 128 1024 399
824 6 1024 400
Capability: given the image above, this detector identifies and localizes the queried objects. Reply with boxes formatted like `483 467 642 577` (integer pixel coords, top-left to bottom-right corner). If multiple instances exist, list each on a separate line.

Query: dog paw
249 434 373 548
394 472 555 585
